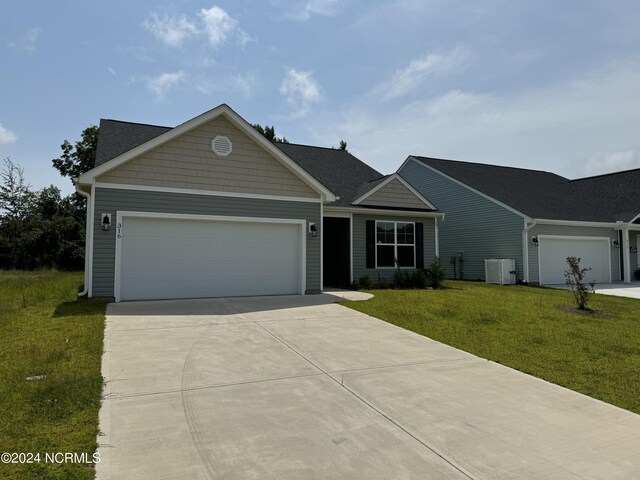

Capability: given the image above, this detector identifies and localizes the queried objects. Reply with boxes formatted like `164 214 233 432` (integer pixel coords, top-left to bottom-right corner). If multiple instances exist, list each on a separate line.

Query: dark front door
323 217 351 288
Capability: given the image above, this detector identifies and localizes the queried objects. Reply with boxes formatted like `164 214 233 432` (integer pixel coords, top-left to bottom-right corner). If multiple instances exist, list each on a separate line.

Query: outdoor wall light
309 222 318 237
531 236 539 246
612 239 620 248
101 213 111 231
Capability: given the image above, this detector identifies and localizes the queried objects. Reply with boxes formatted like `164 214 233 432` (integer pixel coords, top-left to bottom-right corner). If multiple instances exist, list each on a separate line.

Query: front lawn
0 271 106 480
344 281 640 414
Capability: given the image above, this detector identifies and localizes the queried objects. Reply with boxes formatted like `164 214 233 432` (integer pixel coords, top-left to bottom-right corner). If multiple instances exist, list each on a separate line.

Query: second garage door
116 215 304 301
538 236 611 284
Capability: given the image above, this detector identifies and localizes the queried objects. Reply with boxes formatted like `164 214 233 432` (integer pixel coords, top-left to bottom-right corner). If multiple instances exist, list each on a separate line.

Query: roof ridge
101 118 172 129
412 155 567 178
570 167 640 182
278 141 352 152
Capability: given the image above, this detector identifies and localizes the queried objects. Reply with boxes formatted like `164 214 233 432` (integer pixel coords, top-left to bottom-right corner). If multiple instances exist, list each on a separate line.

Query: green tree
0 159 85 270
252 124 289 143
339 140 347 151
0 157 32 219
51 125 99 184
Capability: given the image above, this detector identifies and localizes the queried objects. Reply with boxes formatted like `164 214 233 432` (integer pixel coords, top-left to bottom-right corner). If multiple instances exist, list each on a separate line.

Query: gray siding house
75 104 441 301
399 156 640 285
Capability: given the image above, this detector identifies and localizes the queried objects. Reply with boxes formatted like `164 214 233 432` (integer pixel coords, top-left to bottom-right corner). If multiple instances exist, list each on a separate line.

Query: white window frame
375 220 416 269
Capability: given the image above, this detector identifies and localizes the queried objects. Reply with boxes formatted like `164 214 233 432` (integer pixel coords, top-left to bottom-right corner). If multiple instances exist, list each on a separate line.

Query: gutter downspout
522 219 536 284
75 182 91 297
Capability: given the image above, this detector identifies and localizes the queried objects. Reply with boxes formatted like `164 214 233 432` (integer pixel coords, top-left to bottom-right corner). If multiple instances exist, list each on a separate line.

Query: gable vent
211 135 232 157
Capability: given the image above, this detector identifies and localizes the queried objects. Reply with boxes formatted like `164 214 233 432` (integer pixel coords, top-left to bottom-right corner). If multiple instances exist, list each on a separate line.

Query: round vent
211 135 232 157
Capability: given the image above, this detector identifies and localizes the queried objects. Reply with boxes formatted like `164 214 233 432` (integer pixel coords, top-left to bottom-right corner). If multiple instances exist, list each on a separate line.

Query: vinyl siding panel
400 159 525 281
96 116 317 199
92 187 321 297
352 214 436 283
359 178 428 209
527 224 621 283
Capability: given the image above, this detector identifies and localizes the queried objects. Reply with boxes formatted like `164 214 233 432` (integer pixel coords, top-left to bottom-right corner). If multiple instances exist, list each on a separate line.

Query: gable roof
89 110 437 211
79 104 335 201
94 120 170 167
409 156 640 223
274 143 388 207
352 173 437 209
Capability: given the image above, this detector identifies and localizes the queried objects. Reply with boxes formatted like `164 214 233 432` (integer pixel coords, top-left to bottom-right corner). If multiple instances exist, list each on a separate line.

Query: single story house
75 104 441 301
399 156 640 284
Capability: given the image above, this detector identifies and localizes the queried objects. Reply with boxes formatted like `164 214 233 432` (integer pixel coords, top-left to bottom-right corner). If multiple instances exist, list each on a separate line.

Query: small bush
635 269 640 281
425 258 446 289
377 276 389 289
564 256 595 311
412 269 428 289
359 275 372 289
393 269 411 289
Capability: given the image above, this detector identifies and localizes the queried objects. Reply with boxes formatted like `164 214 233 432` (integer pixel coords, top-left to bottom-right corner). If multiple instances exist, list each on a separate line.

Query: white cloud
147 71 186 98
372 46 471 101
107 67 117 77
279 68 322 119
310 57 640 178
281 0 339 21
0 124 17 146
143 6 252 49
9 27 41 54
143 13 198 47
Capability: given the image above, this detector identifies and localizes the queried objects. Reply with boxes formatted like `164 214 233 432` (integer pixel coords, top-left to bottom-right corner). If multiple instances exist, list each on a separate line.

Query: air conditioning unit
485 259 516 285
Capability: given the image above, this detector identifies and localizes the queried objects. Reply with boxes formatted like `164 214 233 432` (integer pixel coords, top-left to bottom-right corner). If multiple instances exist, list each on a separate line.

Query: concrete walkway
97 294 640 479
548 282 640 300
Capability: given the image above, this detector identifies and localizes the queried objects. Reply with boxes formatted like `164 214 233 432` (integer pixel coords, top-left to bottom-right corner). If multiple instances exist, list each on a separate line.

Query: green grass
344 281 640 414
0 271 106 480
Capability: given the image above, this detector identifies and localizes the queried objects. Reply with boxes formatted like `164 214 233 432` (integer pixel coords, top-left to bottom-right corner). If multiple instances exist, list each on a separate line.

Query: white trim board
113 211 307 302
95 182 321 204
352 173 437 210
324 206 444 219
79 104 336 202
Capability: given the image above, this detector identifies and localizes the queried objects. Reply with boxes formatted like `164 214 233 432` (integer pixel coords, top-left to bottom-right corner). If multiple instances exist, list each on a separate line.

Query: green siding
92 187 321 297
352 214 436 284
400 159 525 281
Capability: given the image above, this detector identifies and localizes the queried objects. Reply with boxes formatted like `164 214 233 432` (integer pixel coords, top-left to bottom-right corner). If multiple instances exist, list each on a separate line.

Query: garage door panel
539 236 610 284
118 216 302 301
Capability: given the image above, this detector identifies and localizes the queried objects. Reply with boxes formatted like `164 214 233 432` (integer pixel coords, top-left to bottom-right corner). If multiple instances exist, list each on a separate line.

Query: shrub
377 275 389 289
393 269 411 289
412 269 428 289
564 256 595 311
358 275 372 289
425 258 446 289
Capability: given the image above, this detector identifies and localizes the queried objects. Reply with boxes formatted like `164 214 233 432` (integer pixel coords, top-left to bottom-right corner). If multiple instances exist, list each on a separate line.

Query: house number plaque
116 223 122 239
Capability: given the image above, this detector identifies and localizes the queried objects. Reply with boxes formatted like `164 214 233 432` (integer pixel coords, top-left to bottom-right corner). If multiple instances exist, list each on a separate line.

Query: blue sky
2 1 640 195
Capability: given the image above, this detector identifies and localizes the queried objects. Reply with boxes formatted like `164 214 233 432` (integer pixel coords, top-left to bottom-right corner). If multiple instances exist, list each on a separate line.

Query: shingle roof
411 156 640 223
274 143 388 207
94 119 171 167
92 118 435 210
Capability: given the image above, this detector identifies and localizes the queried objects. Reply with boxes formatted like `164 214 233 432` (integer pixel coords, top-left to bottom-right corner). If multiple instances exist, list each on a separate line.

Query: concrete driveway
549 282 640 300
97 295 640 479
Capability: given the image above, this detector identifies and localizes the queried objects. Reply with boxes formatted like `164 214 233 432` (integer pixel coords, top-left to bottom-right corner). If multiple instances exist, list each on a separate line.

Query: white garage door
538 236 611 284
116 215 303 301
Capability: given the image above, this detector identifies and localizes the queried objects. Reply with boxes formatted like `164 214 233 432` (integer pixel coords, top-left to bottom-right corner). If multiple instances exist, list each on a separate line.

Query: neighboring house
75 104 441 301
399 156 640 284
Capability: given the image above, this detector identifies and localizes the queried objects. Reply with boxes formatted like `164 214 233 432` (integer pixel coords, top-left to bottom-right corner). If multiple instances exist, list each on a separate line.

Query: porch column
622 226 631 283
